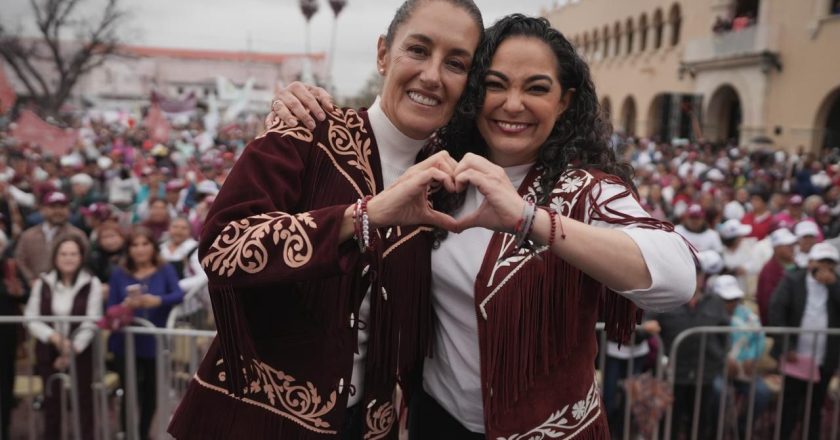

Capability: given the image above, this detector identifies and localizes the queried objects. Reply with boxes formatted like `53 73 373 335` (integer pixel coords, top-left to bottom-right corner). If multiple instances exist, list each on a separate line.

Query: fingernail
288 120 298 127
317 112 326 120
307 121 316 130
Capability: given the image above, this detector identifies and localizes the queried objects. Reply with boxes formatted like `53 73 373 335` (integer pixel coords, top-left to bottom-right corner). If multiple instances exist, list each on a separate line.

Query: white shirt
797 274 829 365
675 224 723 253
424 172 697 433
347 97 426 407
24 271 103 354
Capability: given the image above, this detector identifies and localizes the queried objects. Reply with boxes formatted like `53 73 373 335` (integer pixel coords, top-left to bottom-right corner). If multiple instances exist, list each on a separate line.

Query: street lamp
299 0 320 83
327 0 347 93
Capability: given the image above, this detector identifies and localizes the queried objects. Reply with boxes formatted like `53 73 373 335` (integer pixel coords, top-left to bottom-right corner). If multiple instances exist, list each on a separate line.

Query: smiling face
476 36 571 167
377 0 481 140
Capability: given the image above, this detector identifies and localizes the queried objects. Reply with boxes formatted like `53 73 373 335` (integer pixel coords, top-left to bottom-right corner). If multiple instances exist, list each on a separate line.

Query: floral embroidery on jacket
363 400 396 440
202 212 316 276
499 379 601 440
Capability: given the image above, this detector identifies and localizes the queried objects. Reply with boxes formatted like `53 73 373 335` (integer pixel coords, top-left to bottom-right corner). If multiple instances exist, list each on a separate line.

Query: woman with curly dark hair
271 13 695 439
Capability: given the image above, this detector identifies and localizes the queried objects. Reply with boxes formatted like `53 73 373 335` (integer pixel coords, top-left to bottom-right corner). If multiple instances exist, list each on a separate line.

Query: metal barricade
663 326 840 440
0 315 215 440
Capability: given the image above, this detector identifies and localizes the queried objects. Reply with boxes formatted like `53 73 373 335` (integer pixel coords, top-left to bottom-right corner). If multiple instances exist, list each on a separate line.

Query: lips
493 119 533 134
407 90 441 107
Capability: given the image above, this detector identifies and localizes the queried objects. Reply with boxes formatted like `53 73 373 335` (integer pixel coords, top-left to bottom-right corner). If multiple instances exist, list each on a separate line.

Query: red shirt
757 257 788 325
742 211 774 240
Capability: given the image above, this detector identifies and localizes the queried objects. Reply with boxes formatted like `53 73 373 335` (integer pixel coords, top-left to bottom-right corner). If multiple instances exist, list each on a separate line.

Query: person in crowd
108 167 138 211
714 274 771 439
757 228 798 324
270 13 696 439
87 222 126 286
0 237 28 440
24 235 102 440
742 186 774 240
794 220 822 268
14 192 88 284
108 226 183 440
170 1 485 438
769 242 840 440
159 217 198 279
142 198 171 243
675 203 723 252
646 257 730 439
79 201 116 239
815 204 839 241
719 218 757 293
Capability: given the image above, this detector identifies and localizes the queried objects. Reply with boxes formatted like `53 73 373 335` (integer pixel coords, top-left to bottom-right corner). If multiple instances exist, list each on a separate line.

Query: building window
592 30 600 60
653 9 664 50
669 4 682 46
832 0 840 14
603 26 610 59
639 14 648 51
614 22 621 56
626 19 635 54
583 32 590 56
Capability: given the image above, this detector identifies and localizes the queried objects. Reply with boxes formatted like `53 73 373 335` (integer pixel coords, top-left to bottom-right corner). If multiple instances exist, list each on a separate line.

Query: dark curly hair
438 14 634 205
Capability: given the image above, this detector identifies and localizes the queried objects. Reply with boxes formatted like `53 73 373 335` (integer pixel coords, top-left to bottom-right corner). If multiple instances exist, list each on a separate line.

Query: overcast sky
3 0 567 98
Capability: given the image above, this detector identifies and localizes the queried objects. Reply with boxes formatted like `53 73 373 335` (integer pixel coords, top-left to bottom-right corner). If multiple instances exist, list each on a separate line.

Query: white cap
794 221 820 238
70 173 94 188
697 250 724 275
706 168 725 182
196 180 219 195
723 201 745 221
714 275 745 300
719 219 752 240
809 243 839 262
769 228 798 247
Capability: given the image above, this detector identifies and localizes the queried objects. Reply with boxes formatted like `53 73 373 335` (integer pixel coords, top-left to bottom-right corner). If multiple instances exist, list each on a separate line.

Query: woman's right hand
366 152 459 231
270 82 335 130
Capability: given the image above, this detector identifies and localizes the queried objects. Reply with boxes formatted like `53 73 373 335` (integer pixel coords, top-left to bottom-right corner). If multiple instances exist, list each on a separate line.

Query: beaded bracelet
353 195 373 252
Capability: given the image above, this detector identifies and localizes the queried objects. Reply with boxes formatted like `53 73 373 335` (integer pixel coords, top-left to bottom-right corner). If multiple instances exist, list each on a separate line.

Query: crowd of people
0 114 255 439
604 136 840 439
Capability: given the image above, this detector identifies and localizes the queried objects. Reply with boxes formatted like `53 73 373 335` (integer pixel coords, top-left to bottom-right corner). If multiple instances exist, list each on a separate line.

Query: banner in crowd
144 104 171 143
0 63 16 115
11 110 78 154
150 89 198 115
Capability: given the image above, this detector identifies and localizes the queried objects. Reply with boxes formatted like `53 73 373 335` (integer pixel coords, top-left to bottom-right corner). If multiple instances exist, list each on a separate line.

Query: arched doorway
706 85 742 143
620 96 637 136
647 94 668 141
815 86 840 150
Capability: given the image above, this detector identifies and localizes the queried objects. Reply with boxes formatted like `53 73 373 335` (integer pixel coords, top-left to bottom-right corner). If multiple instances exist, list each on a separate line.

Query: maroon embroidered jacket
168 108 433 439
473 166 674 439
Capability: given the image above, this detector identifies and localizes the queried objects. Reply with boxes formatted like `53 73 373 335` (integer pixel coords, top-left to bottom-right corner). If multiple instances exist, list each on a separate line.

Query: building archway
647 94 669 140
620 96 638 136
814 86 840 150
706 85 742 143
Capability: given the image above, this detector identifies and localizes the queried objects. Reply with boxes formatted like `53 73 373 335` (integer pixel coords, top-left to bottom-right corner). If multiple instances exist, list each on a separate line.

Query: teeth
497 121 528 131
408 91 440 106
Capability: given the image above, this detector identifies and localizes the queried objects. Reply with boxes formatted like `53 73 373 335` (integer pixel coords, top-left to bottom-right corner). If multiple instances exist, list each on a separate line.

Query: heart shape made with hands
382 152 525 234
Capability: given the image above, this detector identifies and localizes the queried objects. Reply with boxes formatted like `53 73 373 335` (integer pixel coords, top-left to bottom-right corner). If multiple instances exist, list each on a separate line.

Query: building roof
119 45 326 63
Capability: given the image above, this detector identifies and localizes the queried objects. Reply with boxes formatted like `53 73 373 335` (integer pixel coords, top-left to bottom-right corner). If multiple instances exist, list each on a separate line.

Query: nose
418 57 442 90
502 90 525 114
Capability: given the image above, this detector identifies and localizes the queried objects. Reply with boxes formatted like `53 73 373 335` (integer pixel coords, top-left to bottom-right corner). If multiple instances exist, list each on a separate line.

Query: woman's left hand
453 153 526 233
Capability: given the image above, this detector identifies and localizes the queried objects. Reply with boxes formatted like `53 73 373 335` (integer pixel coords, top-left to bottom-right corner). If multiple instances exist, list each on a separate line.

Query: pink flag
11 110 78 155
0 64 16 114
144 104 170 143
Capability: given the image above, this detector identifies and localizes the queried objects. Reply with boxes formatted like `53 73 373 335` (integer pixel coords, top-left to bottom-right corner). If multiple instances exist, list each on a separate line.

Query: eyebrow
406 33 473 58
486 70 555 85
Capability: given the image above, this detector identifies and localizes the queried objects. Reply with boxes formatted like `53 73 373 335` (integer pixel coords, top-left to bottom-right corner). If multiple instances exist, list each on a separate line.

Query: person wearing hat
794 220 822 268
718 219 757 294
815 204 839 239
675 203 724 253
756 228 798 325
645 251 731 439
13 192 88 284
769 242 840 440
714 274 771 439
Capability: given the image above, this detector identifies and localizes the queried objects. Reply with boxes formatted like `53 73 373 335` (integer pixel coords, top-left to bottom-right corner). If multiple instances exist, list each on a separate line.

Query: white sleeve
586 181 696 312
178 250 208 293
72 277 103 354
9 185 36 208
24 280 56 343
